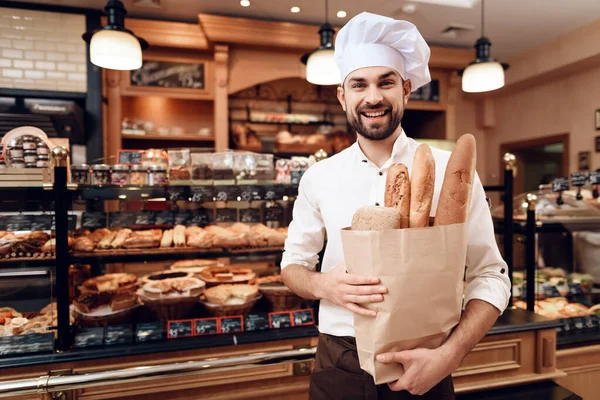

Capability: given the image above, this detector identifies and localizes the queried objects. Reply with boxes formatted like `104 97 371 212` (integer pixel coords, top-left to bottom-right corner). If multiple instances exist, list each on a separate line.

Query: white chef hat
334 12 431 91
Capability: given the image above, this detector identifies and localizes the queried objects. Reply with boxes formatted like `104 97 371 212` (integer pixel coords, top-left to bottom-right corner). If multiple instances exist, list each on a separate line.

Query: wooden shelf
122 134 215 142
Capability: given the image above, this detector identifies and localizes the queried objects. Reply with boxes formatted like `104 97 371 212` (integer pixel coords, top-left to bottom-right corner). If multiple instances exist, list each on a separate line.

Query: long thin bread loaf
409 144 435 228
434 134 477 226
384 164 410 228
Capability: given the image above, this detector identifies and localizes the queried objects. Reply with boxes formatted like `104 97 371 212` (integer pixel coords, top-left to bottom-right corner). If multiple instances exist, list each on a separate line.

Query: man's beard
347 102 403 141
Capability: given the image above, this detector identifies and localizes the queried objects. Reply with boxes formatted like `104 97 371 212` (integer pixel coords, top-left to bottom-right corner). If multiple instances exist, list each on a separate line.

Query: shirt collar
353 129 409 166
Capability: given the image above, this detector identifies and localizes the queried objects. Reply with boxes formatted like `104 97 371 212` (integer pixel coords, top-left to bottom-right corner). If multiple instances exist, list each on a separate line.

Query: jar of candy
130 165 148 185
24 150 37 164
22 136 37 151
37 141 49 156
91 164 111 186
111 164 129 186
36 155 49 168
72 164 90 185
11 158 25 168
148 165 168 186
8 140 23 159
25 161 37 168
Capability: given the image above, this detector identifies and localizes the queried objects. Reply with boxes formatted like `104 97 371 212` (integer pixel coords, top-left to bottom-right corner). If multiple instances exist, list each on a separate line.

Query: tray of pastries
138 275 206 321
200 284 261 317
80 273 139 294
198 265 256 285
169 259 224 276
73 292 139 327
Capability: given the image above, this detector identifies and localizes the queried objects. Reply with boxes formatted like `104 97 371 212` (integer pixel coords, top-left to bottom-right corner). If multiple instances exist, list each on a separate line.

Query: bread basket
199 294 261 317
138 293 199 321
259 285 303 311
74 305 139 328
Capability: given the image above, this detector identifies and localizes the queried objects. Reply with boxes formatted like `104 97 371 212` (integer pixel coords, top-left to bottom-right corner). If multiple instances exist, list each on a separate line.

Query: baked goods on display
141 277 205 299
81 273 138 294
169 259 223 275
254 275 304 311
74 292 138 314
142 270 192 284
201 284 261 317
0 230 63 259
198 266 256 285
513 298 591 319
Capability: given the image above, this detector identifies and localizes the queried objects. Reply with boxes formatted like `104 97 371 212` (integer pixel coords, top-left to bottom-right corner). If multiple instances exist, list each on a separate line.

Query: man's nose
364 85 384 105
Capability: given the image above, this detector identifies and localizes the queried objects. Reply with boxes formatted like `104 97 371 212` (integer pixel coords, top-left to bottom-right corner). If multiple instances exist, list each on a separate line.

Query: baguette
434 134 476 226
384 164 410 228
409 144 436 228
173 225 186 247
160 229 174 248
97 231 117 249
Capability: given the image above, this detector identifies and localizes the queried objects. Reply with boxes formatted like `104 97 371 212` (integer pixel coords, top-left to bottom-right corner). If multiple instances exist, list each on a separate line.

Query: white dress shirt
281 130 511 338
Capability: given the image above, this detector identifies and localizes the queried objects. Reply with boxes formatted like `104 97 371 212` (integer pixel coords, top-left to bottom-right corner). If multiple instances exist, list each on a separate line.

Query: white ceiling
13 0 600 60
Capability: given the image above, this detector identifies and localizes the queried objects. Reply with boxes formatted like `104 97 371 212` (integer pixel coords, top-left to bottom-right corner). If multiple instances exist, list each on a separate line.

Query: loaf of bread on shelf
173 225 186 247
87 228 112 244
434 134 477 226
97 231 117 249
122 236 160 249
160 229 173 248
384 164 410 228
409 144 435 228
110 228 131 249
229 222 251 234
73 237 95 252
41 239 56 253
187 230 215 248
185 226 203 237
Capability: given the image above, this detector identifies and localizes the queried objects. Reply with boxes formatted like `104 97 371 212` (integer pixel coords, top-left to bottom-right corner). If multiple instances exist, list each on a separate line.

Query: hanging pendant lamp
461 0 508 93
301 0 340 85
82 0 148 71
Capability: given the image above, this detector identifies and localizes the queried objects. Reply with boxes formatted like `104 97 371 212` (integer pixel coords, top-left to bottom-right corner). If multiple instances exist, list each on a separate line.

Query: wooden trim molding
102 17 209 50
453 338 522 378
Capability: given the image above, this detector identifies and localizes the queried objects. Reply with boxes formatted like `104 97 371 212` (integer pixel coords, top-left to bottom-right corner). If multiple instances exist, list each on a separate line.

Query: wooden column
104 69 122 163
214 45 229 152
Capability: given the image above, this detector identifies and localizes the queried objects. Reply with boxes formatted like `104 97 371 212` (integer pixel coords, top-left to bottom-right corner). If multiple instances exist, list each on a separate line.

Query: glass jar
167 149 191 182
233 151 257 184
37 141 49 156
111 164 129 186
8 140 23 159
130 165 148 185
22 136 36 151
72 164 90 185
148 165 168 186
24 150 37 164
142 148 168 168
212 151 236 183
191 152 213 184
91 164 111 186
36 155 49 168
25 161 37 168
11 157 25 168
255 153 274 182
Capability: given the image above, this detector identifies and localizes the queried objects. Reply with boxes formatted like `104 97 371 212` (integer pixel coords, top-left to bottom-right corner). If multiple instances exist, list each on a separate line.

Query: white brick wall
0 8 87 92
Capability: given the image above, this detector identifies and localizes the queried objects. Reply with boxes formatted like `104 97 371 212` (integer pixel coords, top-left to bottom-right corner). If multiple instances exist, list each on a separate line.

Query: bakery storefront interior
0 0 599 399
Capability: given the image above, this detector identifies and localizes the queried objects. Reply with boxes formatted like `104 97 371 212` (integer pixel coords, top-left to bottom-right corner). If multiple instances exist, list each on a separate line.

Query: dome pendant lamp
82 0 148 70
301 0 341 85
461 0 508 93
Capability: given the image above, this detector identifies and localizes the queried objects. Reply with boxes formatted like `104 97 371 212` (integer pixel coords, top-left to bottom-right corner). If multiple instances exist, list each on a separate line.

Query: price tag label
292 309 314 326
135 322 163 342
570 172 587 187
264 206 283 222
190 186 214 203
117 149 143 165
0 333 54 356
167 186 186 202
542 284 561 298
568 283 585 296
168 320 193 339
590 171 600 185
240 208 261 223
30 215 52 231
154 211 175 226
290 171 304 186
174 211 192 226
213 186 239 202
104 324 133 345
239 186 264 201
220 316 244 334
216 208 238 223
561 318 573 333
573 317 585 330
552 177 570 192
583 315 597 329
263 186 278 200
73 327 105 348
109 212 136 228
187 209 211 226
81 212 107 229
245 313 270 332
52 215 77 231
5 214 33 231
134 211 155 227
194 318 219 336
269 311 292 329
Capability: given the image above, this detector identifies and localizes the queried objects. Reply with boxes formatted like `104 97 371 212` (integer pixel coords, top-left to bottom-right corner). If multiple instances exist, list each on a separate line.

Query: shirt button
362 160 368 163
378 172 383 176
500 268 506 274
375 203 380 206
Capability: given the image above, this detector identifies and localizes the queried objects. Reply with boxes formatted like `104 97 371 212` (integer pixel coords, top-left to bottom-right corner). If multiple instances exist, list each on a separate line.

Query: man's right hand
318 263 387 317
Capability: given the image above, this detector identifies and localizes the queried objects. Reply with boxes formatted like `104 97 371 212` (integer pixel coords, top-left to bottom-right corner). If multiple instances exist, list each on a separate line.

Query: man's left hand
376 347 458 395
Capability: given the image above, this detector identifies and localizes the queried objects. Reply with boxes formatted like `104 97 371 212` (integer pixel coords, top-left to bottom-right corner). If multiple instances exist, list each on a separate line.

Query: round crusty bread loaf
351 206 402 231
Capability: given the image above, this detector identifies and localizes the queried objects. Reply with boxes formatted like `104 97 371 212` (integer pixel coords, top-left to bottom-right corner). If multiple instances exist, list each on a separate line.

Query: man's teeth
364 111 386 117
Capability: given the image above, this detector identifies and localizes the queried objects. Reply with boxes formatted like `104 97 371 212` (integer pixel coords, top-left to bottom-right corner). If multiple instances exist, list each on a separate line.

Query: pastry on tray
73 292 137 314
141 277 205 299
198 266 256 284
203 284 259 305
170 259 222 274
82 273 138 293
142 270 192 284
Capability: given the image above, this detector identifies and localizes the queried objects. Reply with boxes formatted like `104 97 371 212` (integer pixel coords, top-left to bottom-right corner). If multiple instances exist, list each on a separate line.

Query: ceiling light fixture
240 0 251 7
300 0 340 85
291 6 300 13
337 10 347 18
461 0 508 93
82 0 148 70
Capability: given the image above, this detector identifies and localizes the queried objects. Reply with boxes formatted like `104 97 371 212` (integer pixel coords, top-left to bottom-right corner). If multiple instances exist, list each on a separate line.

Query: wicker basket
74 305 139 328
199 295 262 317
78 281 139 295
139 294 199 321
259 286 303 311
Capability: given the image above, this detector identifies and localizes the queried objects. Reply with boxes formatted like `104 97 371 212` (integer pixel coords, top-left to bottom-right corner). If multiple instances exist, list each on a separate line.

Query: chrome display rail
0 347 316 398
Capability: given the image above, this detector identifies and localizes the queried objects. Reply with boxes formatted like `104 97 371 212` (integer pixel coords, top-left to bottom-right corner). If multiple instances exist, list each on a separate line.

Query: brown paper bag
340 223 467 384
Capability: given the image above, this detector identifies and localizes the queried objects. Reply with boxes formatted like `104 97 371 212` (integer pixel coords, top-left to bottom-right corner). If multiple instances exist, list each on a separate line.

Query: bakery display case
492 174 600 347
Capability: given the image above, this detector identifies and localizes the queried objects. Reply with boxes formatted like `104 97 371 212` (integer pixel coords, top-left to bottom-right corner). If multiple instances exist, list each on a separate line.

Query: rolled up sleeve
281 172 326 271
463 174 511 314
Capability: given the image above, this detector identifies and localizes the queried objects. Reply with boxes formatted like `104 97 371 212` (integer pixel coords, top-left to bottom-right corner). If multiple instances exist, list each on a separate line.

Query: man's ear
403 79 412 105
337 86 347 112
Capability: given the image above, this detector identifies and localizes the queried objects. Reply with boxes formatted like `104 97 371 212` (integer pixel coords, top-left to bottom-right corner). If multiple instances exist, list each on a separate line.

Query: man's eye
380 81 393 87
353 83 365 89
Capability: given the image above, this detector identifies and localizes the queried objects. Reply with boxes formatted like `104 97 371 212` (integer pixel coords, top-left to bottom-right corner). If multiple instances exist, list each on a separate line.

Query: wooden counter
0 309 572 400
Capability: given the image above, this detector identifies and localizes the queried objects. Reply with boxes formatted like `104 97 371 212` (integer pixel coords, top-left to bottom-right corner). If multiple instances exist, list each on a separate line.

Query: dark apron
309 333 455 400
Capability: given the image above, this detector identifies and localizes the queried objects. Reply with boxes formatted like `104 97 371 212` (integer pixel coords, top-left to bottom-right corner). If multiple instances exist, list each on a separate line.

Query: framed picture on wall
579 151 590 171
596 109 600 130
596 136 600 153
